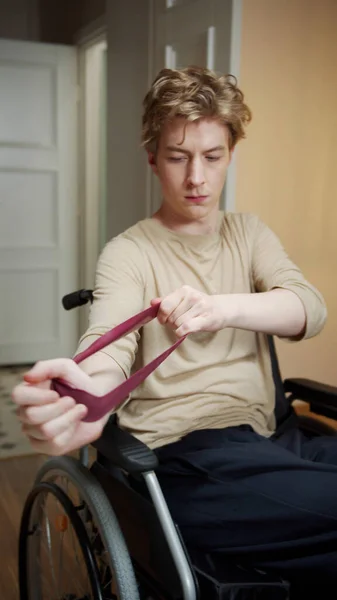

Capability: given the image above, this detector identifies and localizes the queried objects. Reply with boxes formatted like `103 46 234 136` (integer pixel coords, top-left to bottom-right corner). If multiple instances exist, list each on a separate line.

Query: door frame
77 22 107 334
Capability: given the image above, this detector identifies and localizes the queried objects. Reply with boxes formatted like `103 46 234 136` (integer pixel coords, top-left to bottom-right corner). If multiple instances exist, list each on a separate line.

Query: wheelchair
18 289 337 600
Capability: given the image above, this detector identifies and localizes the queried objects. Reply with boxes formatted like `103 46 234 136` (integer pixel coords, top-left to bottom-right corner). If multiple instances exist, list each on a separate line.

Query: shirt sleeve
249 214 327 340
75 235 145 376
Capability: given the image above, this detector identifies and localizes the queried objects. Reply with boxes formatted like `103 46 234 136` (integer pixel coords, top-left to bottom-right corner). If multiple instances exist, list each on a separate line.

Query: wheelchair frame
18 289 337 600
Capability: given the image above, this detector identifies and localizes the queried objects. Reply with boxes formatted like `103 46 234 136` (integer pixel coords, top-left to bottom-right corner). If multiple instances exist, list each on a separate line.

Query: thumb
24 358 97 395
23 358 77 385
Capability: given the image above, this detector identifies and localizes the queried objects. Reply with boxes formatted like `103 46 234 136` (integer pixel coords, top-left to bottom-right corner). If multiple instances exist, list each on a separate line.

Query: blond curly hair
141 66 252 152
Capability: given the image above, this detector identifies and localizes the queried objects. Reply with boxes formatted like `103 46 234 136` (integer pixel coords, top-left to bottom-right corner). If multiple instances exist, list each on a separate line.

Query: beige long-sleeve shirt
76 211 327 449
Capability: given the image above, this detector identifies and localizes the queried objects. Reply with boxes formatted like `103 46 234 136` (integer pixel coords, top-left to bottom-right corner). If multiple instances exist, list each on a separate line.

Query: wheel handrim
19 482 109 600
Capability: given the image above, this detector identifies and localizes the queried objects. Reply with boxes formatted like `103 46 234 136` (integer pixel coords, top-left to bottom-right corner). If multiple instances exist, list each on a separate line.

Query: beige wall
236 0 337 385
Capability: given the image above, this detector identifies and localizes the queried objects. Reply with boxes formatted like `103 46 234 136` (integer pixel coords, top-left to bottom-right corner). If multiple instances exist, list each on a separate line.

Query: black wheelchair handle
62 289 93 310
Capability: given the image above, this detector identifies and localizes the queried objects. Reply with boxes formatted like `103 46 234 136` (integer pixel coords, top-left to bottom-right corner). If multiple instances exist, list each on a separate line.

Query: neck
153 203 220 235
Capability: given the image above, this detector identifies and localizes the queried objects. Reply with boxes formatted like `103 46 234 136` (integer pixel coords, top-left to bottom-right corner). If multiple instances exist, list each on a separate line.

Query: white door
151 0 241 213
0 39 78 365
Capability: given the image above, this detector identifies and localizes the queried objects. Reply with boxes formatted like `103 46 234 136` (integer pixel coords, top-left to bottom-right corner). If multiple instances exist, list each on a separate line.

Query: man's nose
187 158 205 187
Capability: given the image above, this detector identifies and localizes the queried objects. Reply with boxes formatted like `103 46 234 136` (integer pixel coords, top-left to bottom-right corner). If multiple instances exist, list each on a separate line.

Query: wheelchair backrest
267 336 292 426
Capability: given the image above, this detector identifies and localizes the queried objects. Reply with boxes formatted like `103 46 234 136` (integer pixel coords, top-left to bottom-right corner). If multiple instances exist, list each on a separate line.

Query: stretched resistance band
51 304 186 422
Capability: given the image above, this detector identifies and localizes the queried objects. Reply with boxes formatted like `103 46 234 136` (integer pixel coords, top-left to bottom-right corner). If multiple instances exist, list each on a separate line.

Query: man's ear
148 152 158 175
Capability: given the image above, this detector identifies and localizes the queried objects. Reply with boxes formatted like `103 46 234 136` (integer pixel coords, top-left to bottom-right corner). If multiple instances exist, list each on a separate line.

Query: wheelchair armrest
91 416 159 475
284 378 337 420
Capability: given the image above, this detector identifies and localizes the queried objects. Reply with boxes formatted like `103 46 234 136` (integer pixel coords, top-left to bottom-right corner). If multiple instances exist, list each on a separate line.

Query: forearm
228 288 306 338
78 352 126 394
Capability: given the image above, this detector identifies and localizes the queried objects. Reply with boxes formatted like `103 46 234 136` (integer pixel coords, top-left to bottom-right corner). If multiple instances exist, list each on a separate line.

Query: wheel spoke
43 508 60 599
19 457 140 600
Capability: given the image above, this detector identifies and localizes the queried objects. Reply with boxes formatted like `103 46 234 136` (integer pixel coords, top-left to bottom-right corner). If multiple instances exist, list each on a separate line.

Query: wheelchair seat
91 417 291 599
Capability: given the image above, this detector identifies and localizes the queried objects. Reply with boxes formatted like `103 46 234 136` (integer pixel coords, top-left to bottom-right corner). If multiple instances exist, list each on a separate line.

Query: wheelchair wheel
19 455 140 600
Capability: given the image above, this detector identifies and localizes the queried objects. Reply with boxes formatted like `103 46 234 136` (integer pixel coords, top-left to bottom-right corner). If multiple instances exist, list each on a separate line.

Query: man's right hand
12 359 109 456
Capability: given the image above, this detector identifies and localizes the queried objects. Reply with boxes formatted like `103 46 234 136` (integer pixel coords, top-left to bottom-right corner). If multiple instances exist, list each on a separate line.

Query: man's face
149 117 233 221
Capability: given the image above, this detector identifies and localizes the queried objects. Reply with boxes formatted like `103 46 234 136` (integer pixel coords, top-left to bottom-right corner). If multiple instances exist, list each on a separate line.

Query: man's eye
206 156 221 161
168 156 186 162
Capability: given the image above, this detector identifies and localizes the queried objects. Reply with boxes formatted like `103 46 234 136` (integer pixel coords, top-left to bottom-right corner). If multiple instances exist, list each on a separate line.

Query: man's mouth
185 195 208 203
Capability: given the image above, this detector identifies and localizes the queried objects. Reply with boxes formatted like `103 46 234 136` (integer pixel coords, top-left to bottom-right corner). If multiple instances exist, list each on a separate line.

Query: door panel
0 62 55 146
0 39 78 365
0 171 57 247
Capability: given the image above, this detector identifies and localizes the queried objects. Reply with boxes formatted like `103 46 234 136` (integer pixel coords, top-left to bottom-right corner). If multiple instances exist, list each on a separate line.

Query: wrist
216 294 241 329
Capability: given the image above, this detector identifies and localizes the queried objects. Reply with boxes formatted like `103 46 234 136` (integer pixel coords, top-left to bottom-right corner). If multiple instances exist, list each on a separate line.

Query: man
13 66 335 593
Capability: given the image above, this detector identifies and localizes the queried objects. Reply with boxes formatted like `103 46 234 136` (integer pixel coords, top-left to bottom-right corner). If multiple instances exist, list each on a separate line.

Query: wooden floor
0 453 46 600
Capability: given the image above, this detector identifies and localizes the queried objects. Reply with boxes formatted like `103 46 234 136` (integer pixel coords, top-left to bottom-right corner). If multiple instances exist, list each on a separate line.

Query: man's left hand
151 286 234 337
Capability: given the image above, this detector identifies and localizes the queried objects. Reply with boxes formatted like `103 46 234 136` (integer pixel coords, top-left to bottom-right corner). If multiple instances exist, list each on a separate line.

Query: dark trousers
155 425 337 593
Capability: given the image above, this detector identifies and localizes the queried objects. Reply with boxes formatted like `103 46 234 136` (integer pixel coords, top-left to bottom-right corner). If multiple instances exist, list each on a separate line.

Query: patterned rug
0 365 37 459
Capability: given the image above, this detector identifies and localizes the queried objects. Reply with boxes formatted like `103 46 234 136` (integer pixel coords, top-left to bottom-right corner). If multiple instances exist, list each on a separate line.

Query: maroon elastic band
51 304 186 422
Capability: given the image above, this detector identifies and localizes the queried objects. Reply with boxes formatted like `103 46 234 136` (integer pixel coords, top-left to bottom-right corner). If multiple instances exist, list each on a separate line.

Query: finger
12 384 59 407
158 290 185 324
27 422 78 456
150 297 162 306
17 396 76 426
170 302 199 328
27 417 105 456
50 423 90 454
22 403 87 441
175 314 208 337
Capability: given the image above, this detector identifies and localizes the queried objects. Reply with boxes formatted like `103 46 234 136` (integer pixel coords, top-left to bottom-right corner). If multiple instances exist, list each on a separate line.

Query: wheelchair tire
19 455 140 600
19 480 106 599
